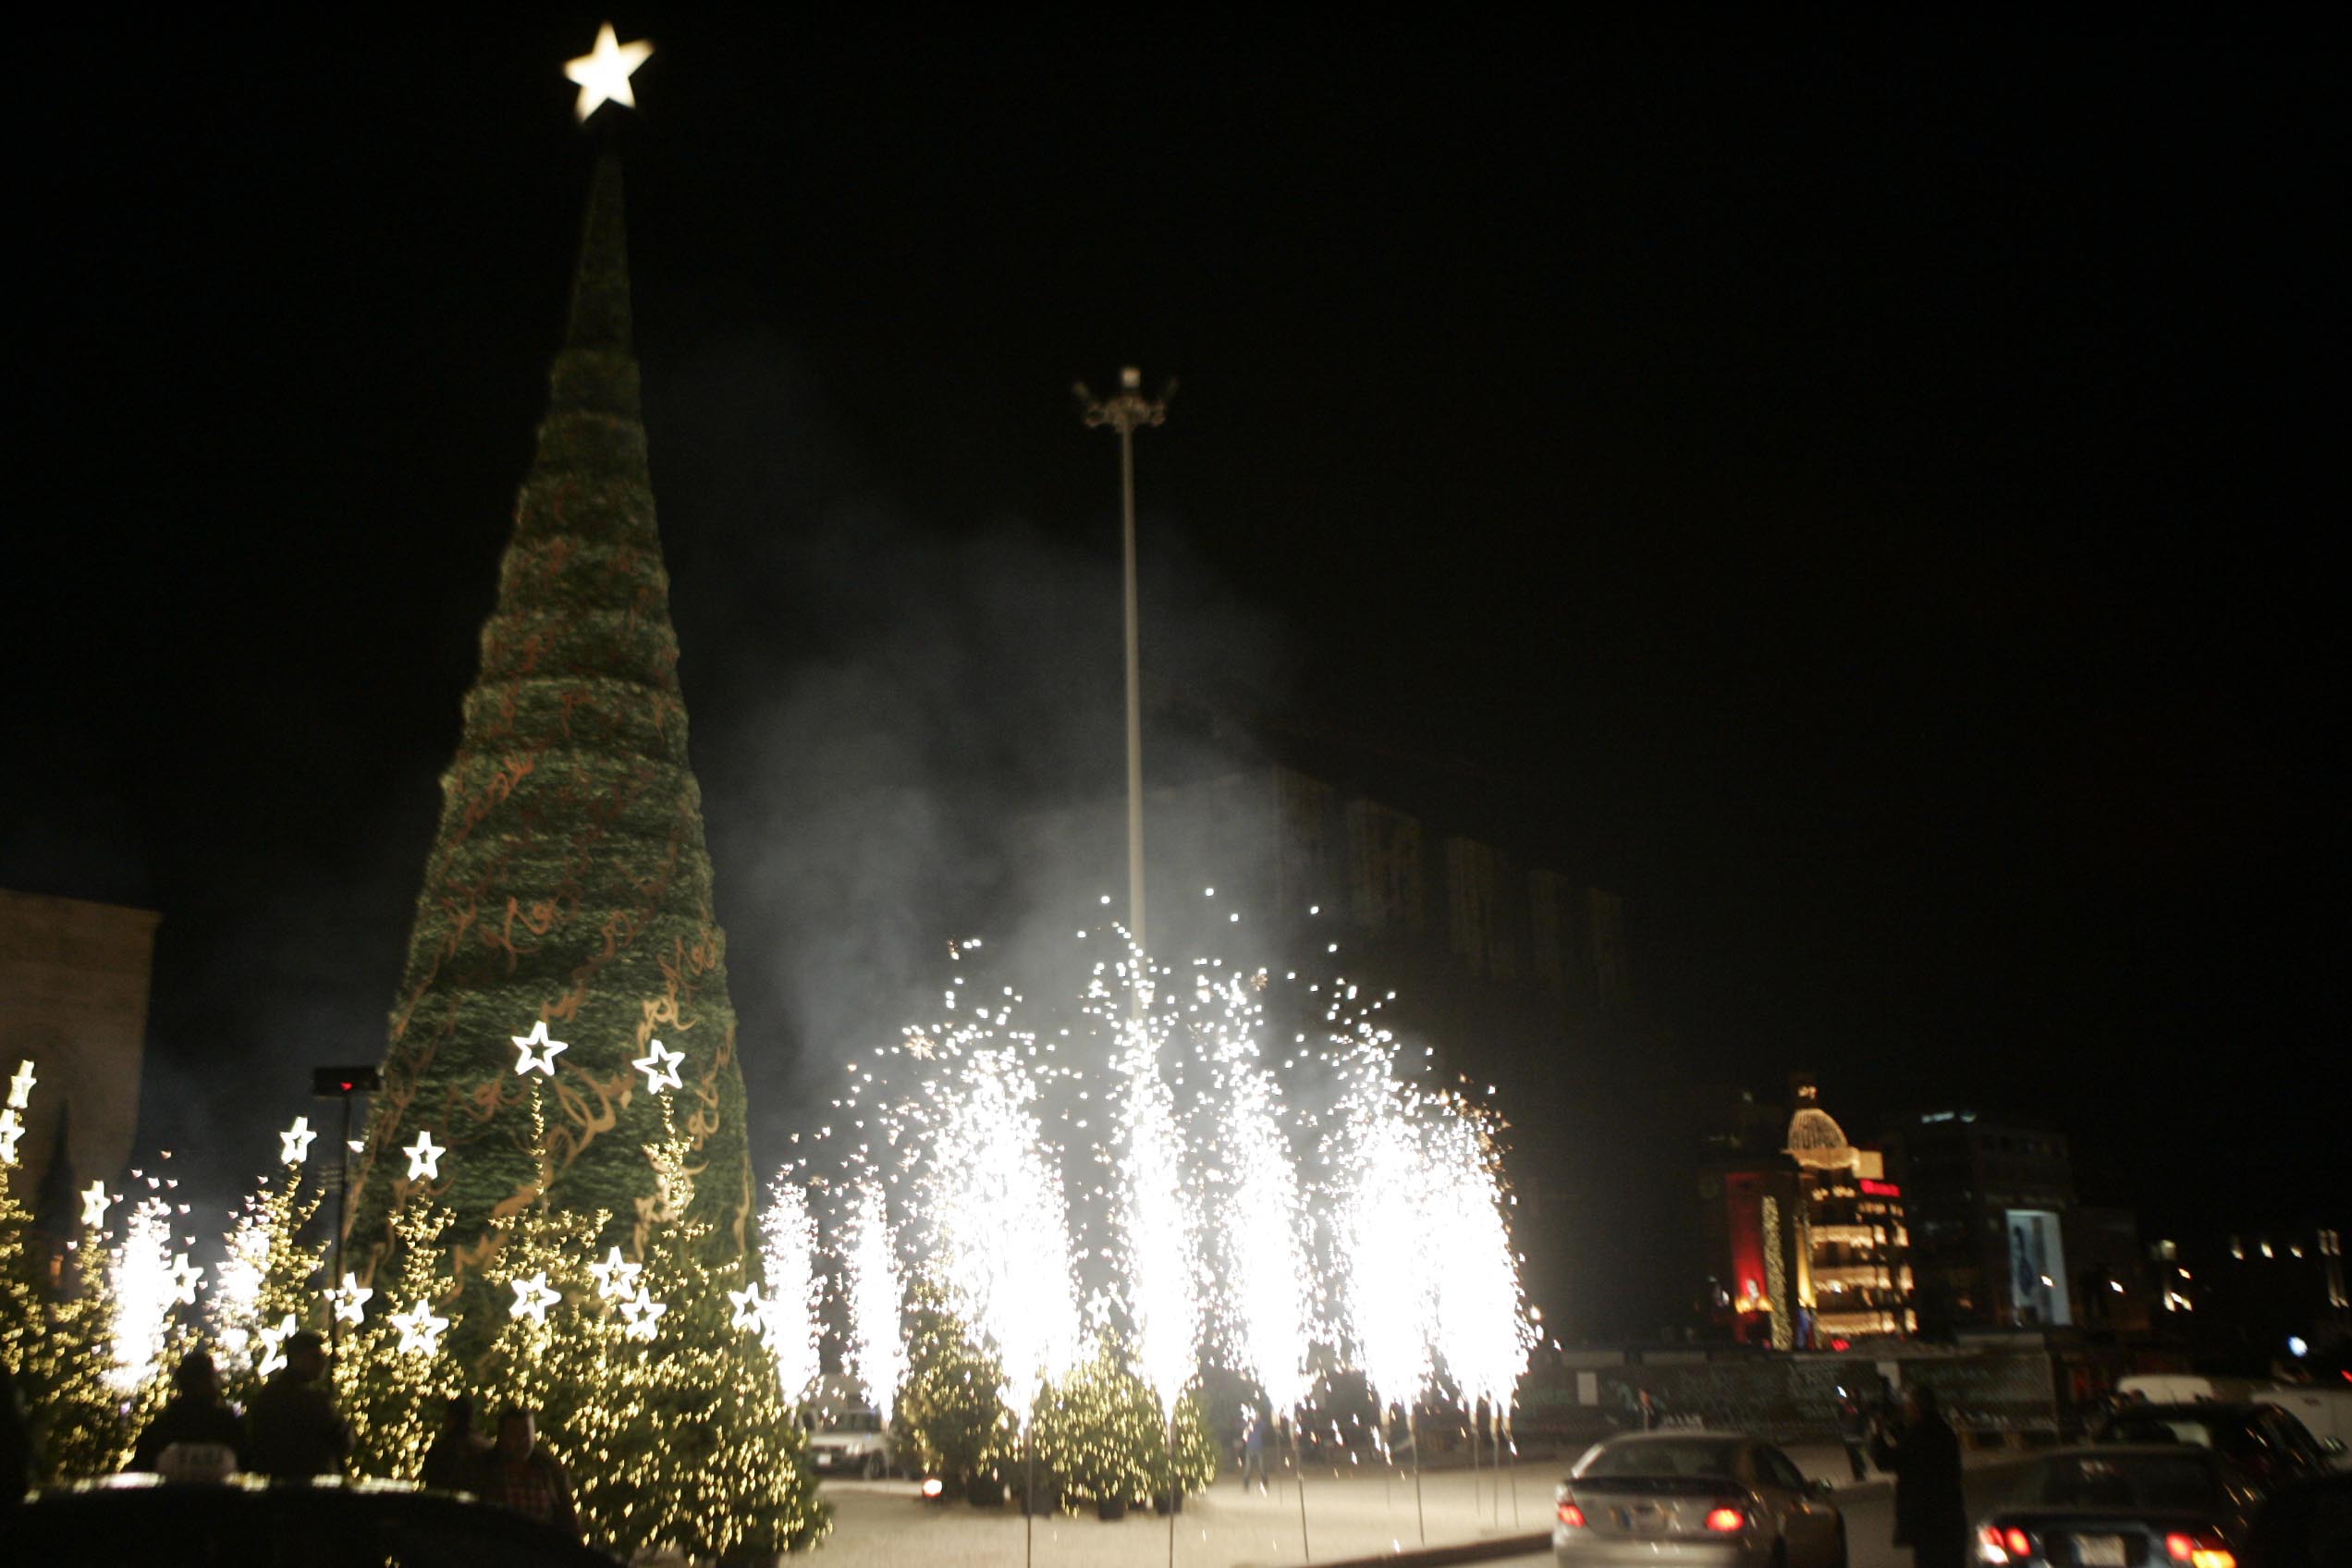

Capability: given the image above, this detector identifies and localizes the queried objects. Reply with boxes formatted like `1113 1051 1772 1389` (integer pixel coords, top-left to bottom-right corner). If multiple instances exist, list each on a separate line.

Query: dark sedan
1973 1445 2263 1568
2095 1403 2339 1495
0 1475 619 1567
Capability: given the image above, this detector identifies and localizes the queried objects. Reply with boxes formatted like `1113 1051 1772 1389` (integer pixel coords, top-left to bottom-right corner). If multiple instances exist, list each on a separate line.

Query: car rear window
2034 1454 2220 1511
1576 1439 1742 1481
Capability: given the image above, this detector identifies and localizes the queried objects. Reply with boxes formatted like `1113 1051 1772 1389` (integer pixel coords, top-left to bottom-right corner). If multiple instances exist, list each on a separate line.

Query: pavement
805 1439 2028 1567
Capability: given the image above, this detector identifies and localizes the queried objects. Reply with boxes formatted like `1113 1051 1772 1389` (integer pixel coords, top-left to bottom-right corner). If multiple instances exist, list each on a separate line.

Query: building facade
1697 1079 1914 1348
1887 1110 2083 1333
0 888 157 1223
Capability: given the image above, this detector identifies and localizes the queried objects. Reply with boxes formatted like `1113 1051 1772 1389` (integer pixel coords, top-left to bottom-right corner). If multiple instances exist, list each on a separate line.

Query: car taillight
2004 1527 2033 1560
1978 1525 2013 1563
2164 1532 2235 1568
1557 1498 1587 1527
1705 1506 1746 1533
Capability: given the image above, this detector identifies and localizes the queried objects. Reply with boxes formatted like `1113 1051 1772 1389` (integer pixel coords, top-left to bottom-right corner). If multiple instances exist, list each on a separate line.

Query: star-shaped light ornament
727 1281 768 1332
403 1130 446 1182
508 1271 563 1325
0 1109 22 1167
325 1271 374 1326
391 1298 450 1356
6 1059 34 1109
256 1314 299 1378
587 1246 643 1301
631 1039 684 1095
280 1116 318 1165
511 1020 568 1077
619 1286 668 1341
80 1181 116 1229
565 22 653 123
166 1253 204 1305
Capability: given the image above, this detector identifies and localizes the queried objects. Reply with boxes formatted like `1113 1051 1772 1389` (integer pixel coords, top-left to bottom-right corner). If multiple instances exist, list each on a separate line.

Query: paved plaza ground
804 1439 1988 1566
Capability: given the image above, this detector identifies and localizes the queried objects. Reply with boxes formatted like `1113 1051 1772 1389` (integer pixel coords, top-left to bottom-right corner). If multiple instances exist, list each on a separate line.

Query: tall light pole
1076 367 1171 954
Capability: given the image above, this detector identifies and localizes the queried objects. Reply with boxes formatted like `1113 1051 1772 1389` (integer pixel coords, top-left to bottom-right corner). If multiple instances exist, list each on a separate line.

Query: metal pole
1120 418 1146 955
333 1093 352 1357
1506 1411 1519 1528
1076 367 1170 962
1291 1417 1310 1562
1409 1405 1425 1545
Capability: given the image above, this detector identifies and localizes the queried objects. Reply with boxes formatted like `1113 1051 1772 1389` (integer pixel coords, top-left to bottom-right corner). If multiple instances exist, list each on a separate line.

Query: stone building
0 888 157 1227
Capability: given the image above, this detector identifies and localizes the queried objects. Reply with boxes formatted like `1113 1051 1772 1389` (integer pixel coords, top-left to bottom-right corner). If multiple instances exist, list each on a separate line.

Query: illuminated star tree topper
390 1297 450 1356
6 1059 33 1109
511 1020 568 1077
588 1245 643 1300
632 1039 684 1094
402 1130 446 1181
80 1180 116 1229
564 21 652 123
280 1115 319 1165
508 1270 562 1324
0 1109 22 1166
325 1271 374 1325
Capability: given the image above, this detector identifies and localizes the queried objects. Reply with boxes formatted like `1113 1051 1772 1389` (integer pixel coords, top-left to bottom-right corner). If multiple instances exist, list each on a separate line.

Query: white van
2252 1385 2352 1466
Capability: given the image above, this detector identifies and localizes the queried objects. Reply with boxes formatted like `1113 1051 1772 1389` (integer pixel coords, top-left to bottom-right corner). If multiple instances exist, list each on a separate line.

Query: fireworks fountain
838 1179 904 1427
758 1175 822 1403
105 1193 178 1395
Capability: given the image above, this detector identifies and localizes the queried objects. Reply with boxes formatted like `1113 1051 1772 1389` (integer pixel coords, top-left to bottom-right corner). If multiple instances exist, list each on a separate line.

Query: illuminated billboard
2005 1208 2072 1327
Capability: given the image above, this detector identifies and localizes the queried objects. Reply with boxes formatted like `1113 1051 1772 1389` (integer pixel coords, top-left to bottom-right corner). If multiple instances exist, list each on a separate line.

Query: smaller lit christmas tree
334 1197 463 1479
895 1281 1017 1501
208 1144 327 1407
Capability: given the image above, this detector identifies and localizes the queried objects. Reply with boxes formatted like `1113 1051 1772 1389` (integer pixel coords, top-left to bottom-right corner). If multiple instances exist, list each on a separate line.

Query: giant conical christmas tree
349 150 753 1296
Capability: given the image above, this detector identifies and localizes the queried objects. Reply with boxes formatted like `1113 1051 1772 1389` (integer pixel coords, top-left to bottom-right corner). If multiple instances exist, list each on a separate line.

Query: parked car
806 1406 893 1479
2095 1403 2341 1494
2 1474 619 1566
2244 1468 2352 1568
1553 1431 1845 1568
1972 1445 2263 1568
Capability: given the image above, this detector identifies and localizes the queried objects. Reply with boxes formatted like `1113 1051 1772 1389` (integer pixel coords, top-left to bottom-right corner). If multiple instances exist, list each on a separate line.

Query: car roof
2037 1444 2225 1462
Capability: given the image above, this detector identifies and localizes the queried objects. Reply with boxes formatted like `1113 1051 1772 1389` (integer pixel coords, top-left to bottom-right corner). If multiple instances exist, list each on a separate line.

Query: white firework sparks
1109 972 1200 1416
208 1183 276 1377
909 1045 1080 1419
1331 1059 1434 1423
839 1179 905 1426
1196 970 1313 1419
106 1195 178 1394
1423 1102 1533 1418
758 1174 822 1403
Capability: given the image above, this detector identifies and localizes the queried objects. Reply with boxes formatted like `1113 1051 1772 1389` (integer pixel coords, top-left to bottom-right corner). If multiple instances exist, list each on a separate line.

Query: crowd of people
0 1336 577 1537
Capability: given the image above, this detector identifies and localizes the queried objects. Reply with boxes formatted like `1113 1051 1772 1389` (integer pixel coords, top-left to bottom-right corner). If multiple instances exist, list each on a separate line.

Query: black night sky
11 15 2343 1315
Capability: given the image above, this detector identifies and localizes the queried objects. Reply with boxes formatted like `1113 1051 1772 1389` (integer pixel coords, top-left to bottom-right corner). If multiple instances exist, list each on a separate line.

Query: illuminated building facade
1697 1079 1914 1348
1784 1080 1915 1341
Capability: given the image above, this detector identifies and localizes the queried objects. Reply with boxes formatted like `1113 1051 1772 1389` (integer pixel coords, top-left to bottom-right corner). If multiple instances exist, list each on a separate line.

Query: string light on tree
588 1246 642 1300
508 1270 562 1325
166 1252 204 1305
563 21 652 123
325 1271 374 1325
402 1130 445 1181
0 1109 21 1166
390 1297 449 1356
631 1039 684 1095
280 1116 318 1165
510 1020 568 1077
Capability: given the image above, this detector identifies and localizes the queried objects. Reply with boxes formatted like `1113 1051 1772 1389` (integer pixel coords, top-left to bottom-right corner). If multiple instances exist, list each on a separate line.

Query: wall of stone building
0 888 157 1207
